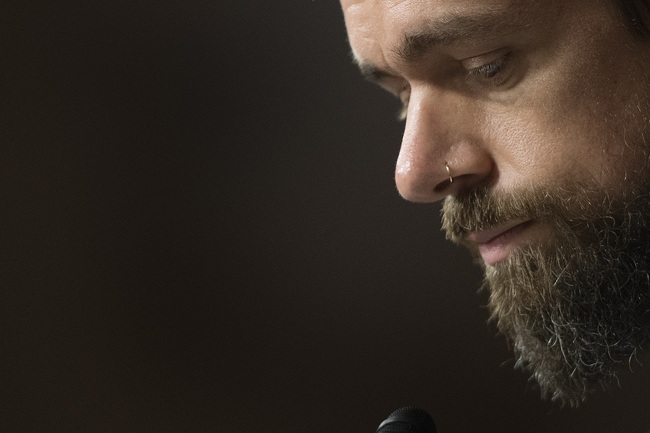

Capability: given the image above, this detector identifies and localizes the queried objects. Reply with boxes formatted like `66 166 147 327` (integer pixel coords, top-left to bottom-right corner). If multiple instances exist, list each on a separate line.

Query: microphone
376 407 437 433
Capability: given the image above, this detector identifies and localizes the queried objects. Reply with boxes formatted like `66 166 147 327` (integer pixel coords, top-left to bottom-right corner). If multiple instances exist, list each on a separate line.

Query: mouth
465 220 534 265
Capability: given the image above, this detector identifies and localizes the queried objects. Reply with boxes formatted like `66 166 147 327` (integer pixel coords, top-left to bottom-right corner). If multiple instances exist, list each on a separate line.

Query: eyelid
460 48 510 70
397 84 411 121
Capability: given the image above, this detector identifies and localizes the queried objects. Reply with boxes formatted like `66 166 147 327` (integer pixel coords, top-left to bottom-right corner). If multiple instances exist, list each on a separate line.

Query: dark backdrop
3 2 650 432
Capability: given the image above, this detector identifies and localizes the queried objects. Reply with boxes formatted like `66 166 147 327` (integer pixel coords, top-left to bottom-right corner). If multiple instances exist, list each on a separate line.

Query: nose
395 88 494 202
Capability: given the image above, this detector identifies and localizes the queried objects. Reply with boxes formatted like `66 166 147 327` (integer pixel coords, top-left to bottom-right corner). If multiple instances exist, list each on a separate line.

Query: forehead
341 0 534 65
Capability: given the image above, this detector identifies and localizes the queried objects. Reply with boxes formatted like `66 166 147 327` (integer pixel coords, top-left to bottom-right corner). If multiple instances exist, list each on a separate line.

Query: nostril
438 172 496 197
434 178 452 193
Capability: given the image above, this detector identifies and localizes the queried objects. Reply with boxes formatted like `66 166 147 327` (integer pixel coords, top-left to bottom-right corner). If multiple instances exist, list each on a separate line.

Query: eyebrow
356 7 531 82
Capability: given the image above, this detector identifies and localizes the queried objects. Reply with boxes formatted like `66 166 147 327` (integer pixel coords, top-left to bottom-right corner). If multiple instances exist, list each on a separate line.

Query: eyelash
467 52 512 82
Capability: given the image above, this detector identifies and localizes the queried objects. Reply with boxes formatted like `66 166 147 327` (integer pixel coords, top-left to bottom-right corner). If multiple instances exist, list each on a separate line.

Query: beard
441 180 650 406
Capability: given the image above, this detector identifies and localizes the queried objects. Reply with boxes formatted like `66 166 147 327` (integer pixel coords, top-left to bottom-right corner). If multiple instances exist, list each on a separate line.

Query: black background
3 1 650 432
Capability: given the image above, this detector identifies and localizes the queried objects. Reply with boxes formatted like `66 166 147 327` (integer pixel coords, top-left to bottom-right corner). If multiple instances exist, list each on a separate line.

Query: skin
342 0 650 405
342 0 650 262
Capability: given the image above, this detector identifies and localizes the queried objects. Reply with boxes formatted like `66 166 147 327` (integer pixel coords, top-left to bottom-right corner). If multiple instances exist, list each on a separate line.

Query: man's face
342 0 650 405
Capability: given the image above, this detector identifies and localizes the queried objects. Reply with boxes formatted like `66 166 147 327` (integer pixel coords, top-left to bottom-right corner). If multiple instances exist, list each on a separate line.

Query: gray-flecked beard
441 182 650 406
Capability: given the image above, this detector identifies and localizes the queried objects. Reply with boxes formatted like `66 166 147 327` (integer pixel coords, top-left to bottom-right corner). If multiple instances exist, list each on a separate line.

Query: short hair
615 0 650 38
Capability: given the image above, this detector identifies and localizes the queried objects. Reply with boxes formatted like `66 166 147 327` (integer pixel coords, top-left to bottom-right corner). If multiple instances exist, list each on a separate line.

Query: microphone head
376 407 437 433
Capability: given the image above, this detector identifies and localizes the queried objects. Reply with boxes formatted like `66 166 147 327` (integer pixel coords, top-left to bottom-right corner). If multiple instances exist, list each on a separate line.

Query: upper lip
465 219 530 244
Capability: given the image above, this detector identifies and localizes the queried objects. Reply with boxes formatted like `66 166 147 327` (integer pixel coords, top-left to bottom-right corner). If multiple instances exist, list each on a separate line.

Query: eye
396 85 411 121
465 51 514 86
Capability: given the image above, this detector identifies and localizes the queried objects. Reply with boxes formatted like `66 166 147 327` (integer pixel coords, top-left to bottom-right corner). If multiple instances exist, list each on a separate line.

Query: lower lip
477 221 533 265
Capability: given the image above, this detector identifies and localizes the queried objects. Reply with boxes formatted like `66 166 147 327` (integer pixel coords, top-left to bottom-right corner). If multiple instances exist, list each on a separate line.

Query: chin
484 240 650 406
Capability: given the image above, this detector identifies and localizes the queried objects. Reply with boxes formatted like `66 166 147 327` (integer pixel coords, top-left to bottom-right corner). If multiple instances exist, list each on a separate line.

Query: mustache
441 187 543 243
440 183 621 244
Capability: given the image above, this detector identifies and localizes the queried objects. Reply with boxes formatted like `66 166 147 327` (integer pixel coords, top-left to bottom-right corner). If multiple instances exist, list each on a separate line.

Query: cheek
485 67 649 189
480 104 584 189
488 99 649 192
543 83 649 186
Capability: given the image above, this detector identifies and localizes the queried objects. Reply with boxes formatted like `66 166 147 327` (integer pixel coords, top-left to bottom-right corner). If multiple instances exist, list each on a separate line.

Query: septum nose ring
445 162 453 183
